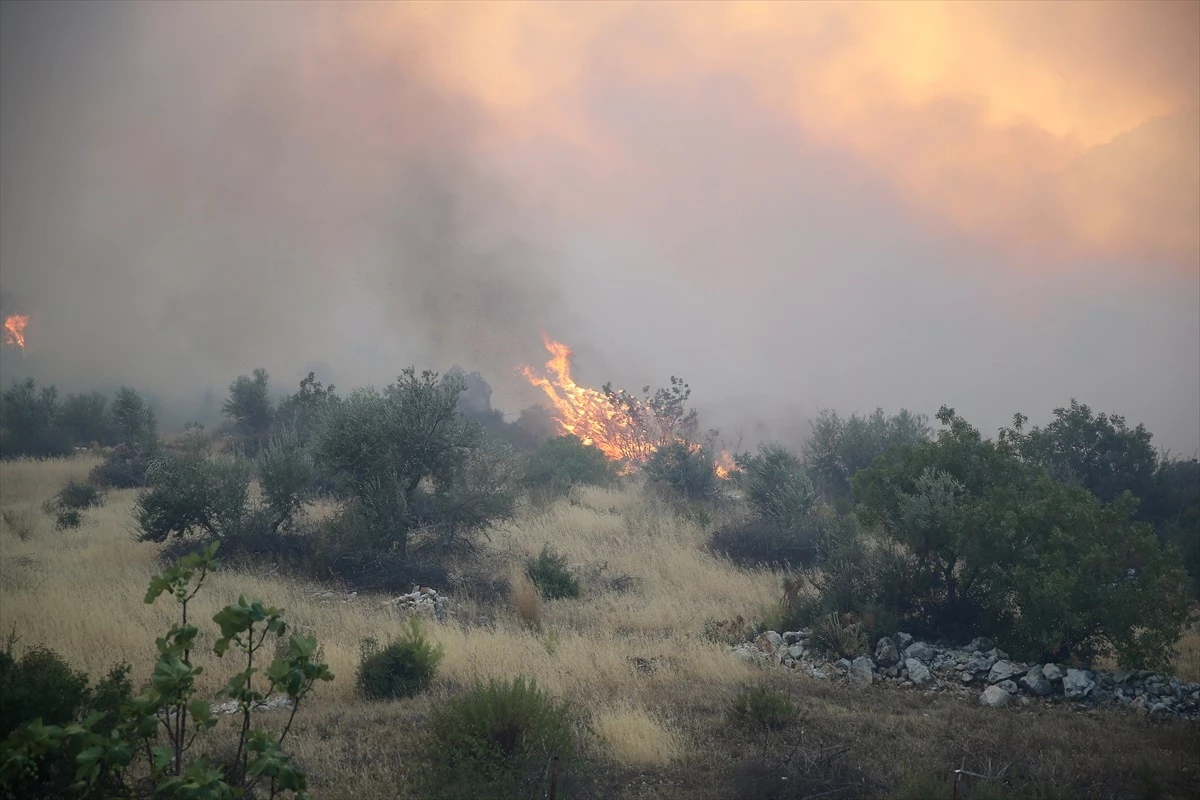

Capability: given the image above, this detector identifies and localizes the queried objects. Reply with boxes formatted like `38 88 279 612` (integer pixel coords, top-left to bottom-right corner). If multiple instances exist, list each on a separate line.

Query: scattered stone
1019 670 1053 697
987 660 1027 683
850 657 875 687
905 658 934 687
874 637 900 667
966 636 994 653
756 631 784 653
1063 668 1096 700
210 695 294 716
727 630 1197 720
965 655 996 674
980 685 1011 708
904 641 936 663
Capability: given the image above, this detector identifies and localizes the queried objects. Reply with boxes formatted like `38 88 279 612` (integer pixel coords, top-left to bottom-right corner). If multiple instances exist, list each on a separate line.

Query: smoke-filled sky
1 1 1198 452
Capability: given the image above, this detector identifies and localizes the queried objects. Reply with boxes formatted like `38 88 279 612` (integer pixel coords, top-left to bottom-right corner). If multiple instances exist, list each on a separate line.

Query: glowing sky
1 1 1197 450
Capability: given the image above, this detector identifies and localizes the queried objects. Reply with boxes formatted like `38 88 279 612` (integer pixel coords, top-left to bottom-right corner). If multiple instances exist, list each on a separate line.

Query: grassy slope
1 456 1197 799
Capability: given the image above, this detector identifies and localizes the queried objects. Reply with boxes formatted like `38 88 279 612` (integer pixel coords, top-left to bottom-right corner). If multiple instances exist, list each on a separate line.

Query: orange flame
521 335 736 478
714 450 737 480
521 336 642 462
3 314 28 352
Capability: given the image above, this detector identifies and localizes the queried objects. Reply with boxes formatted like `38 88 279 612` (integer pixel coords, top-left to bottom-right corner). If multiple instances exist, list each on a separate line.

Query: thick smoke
0 2 563 422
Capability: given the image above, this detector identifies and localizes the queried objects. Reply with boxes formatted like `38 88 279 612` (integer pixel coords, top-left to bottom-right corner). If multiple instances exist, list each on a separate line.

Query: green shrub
424 676 578 800
645 440 717 500
356 617 443 700
521 436 616 498
734 443 816 529
727 685 796 732
53 480 104 512
0 542 333 799
525 545 580 600
0 645 90 739
810 612 868 659
42 479 105 530
854 407 1192 667
89 443 156 489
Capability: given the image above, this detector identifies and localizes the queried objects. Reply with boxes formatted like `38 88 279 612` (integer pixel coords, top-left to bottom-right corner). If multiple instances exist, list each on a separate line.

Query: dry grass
1 458 1197 799
511 570 543 630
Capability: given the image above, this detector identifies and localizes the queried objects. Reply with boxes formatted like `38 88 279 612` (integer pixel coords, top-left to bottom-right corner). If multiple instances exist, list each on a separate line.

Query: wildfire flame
3 314 28 352
522 335 737 478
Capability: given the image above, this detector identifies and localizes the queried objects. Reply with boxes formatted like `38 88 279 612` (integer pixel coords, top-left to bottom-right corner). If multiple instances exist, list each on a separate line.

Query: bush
135 449 251 542
521 436 616 498
89 443 156 489
356 618 443 700
525 545 580 600
727 685 796 733
424 676 578 800
645 440 717 500
852 407 1192 667
0 645 90 739
735 443 816 529
810 612 868 659
42 479 104 530
0 542 333 799
0 379 72 458
710 518 826 569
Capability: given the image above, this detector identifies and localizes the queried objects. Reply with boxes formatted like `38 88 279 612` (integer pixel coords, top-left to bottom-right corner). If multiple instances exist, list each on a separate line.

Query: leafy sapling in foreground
0 541 332 799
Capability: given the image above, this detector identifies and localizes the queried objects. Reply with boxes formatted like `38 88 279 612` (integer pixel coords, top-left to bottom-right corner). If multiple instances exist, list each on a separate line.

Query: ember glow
3 314 28 352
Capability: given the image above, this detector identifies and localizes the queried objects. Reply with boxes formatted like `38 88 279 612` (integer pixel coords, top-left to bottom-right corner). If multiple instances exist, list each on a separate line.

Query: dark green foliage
134 427 309 548
314 369 490 556
0 542 332 799
805 407 930 508
999 399 1157 505
521 436 617 498
852 406 1191 667
727 685 796 732
41 478 103 529
0 645 90 739
89 443 156 489
55 479 104 511
222 368 275 454
256 430 315 524
735 443 816 529
710 519 822 569
645 440 717 500
135 444 252 543
108 387 157 450
0 653 132 800
355 618 443 700
0 378 72 458
424 676 578 800
526 544 580 599
56 391 112 447
274 372 336 445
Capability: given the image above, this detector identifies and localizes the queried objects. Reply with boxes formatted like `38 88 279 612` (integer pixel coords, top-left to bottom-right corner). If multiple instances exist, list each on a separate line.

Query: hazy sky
1 1 1198 452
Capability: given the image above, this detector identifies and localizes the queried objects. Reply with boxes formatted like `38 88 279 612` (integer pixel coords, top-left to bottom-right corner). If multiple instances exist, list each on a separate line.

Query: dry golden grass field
2 456 1198 799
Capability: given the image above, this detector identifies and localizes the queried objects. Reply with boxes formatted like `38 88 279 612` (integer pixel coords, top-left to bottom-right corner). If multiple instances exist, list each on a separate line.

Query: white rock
980 685 1012 708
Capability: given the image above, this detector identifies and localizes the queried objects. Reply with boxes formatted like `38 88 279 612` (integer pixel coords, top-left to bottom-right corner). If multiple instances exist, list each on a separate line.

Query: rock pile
381 585 451 621
732 630 1200 720
210 695 295 716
